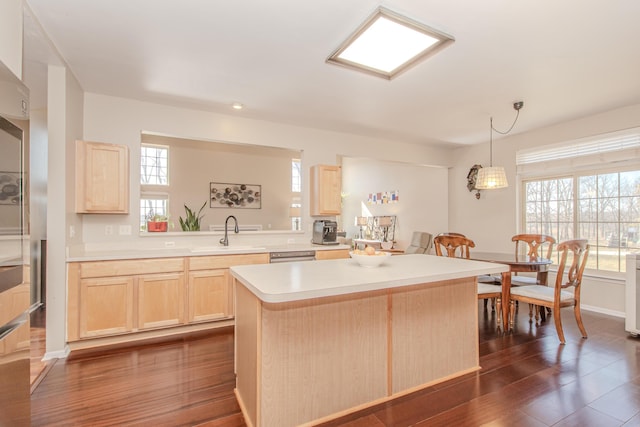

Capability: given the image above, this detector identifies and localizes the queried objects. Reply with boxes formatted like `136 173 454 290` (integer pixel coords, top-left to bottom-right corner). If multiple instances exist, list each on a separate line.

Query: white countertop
230 253 509 303
66 243 350 262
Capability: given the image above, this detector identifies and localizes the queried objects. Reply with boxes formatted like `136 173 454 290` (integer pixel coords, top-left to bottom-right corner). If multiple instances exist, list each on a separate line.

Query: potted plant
179 201 206 231
146 212 170 232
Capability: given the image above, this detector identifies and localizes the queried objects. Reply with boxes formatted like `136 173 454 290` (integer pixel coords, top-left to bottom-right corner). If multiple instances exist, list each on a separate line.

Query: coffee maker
312 220 339 245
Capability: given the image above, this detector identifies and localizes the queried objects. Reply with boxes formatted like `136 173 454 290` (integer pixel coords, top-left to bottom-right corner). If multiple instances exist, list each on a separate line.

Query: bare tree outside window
524 170 640 273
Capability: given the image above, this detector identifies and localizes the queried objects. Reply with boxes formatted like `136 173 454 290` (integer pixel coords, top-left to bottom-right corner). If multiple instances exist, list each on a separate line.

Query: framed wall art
210 182 261 209
0 172 22 205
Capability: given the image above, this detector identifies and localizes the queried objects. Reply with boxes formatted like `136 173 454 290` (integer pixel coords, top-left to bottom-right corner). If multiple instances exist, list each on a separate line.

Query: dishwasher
269 250 316 263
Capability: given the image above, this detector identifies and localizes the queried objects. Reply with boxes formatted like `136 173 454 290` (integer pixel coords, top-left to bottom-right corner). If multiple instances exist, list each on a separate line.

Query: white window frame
517 128 640 277
141 143 169 186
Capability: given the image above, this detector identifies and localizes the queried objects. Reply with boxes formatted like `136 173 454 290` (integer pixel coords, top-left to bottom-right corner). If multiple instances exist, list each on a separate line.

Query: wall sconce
473 101 524 197
289 206 301 230
356 216 369 238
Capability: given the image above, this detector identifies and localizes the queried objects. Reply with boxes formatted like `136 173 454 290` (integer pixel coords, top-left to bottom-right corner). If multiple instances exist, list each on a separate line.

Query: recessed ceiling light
232 102 243 110
327 7 454 80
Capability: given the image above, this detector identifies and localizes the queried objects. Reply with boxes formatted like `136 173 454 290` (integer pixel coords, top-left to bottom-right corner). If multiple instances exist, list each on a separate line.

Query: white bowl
349 250 392 268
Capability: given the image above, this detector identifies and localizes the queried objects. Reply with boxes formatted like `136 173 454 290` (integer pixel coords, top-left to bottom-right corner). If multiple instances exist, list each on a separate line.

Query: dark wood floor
31 303 640 426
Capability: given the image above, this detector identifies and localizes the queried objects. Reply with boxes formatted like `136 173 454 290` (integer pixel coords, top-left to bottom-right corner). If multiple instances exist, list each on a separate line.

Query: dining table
470 251 553 329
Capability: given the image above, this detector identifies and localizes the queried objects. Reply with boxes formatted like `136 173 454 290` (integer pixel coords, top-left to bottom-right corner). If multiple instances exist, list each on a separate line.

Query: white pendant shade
475 166 508 189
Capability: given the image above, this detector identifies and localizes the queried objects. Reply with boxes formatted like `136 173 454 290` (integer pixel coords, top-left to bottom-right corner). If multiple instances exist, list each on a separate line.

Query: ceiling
22 0 640 148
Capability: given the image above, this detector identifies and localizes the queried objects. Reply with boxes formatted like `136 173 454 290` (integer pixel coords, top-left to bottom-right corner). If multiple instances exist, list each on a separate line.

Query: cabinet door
315 249 350 260
138 273 185 330
310 164 342 216
188 269 232 322
76 140 129 213
79 276 134 338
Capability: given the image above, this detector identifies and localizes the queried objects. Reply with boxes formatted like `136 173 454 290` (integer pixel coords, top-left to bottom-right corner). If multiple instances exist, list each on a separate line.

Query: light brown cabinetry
67 258 185 341
310 164 342 216
315 249 350 260
75 140 129 214
67 253 269 344
187 253 269 323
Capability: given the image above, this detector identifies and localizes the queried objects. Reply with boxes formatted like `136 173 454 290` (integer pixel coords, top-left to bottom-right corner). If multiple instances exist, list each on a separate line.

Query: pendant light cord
488 105 522 167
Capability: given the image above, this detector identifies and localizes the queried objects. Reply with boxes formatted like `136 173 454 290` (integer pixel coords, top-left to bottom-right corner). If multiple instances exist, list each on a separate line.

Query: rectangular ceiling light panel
327 7 455 79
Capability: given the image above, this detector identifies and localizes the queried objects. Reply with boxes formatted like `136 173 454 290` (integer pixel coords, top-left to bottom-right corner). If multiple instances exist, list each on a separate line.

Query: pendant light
475 101 523 190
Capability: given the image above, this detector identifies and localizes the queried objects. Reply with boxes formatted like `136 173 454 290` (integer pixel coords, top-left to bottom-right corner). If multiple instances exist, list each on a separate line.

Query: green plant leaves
179 201 206 231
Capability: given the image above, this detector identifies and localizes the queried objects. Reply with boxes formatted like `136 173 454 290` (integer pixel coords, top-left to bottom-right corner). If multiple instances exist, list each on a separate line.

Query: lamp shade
356 216 368 226
378 216 393 227
475 166 508 189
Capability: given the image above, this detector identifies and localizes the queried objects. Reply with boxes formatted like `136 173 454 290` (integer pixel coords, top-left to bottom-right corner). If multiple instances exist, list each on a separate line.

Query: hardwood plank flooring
31 303 640 426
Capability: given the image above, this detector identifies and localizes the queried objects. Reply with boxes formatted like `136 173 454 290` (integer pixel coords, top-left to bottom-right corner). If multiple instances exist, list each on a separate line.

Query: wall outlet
119 225 132 235
105 225 113 235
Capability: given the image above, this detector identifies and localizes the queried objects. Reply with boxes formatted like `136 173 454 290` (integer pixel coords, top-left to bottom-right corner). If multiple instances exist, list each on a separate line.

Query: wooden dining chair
433 234 502 316
511 234 556 285
433 234 475 258
509 239 589 344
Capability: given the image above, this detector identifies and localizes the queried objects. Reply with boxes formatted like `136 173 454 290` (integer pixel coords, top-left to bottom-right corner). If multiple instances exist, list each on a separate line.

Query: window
519 129 640 274
291 158 301 193
140 195 168 231
141 144 170 230
141 144 169 185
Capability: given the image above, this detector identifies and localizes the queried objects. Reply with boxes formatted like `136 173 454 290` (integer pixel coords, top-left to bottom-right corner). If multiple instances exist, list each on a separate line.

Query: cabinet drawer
189 253 269 270
80 258 185 278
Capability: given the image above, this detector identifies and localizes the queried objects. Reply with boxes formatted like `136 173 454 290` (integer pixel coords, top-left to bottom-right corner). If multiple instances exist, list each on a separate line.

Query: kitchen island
230 254 509 427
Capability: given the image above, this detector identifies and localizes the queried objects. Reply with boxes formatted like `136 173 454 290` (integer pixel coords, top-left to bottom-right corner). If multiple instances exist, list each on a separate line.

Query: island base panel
234 277 479 427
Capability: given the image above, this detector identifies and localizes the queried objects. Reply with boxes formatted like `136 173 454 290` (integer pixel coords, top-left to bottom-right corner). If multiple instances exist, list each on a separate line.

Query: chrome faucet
219 215 239 246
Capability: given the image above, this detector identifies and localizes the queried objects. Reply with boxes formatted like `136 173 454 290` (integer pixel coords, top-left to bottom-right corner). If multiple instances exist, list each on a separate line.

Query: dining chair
511 234 556 285
404 231 433 254
509 239 589 344
433 234 502 315
433 234 475 258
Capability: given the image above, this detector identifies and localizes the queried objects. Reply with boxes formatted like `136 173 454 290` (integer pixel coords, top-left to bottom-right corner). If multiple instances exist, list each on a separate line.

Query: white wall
450 102 640 315
341 157 448 250
0 0 23 79
45 64 83 357
79 93 453 248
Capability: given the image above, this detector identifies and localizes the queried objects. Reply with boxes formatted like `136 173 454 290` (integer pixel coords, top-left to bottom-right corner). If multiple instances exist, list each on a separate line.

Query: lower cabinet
79 276 134 338
316 249 350 260
67 253 270 343
187 253 269 323
138 273 185 329
188 269 231 322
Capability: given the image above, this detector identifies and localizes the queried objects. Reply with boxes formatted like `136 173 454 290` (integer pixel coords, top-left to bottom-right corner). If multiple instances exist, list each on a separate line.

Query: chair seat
478 282 502 296
511 275 538 286
478 274 501 284
510 285 575 303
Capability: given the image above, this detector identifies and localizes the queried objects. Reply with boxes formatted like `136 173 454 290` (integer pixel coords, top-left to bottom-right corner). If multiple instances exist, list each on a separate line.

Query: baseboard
581 304 624 318
43 345 71 361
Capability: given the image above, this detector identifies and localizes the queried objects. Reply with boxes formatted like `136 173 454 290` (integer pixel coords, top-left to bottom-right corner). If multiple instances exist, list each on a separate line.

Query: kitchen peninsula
231 254 509 427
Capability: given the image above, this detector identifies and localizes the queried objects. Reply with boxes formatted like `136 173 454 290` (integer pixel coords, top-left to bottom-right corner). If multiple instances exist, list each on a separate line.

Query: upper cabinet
76 140 129 214
310 164 341 216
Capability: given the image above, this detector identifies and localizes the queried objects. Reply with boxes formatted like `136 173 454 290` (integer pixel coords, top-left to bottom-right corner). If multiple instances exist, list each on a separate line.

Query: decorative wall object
210 182 261 209
367 190 399 205
0 172 22 205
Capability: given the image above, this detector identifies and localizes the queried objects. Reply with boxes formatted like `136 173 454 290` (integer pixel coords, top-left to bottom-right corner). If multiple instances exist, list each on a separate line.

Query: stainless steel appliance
312 220 339 245
269 250 316 263
0 59 31 426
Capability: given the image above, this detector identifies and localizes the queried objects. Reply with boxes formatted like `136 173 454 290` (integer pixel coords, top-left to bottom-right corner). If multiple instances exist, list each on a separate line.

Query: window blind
516 127 640 174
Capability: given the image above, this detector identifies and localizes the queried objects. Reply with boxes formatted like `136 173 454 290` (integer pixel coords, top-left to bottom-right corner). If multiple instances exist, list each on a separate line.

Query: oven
0 58 30 425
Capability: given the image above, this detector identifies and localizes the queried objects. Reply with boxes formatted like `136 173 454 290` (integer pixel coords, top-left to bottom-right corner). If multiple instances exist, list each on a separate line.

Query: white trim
42 345 71 361
581 304 624 319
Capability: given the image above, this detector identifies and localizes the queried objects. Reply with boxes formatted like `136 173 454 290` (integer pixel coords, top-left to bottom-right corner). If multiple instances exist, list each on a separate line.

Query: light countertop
230 253 509 303
66 243 350 262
